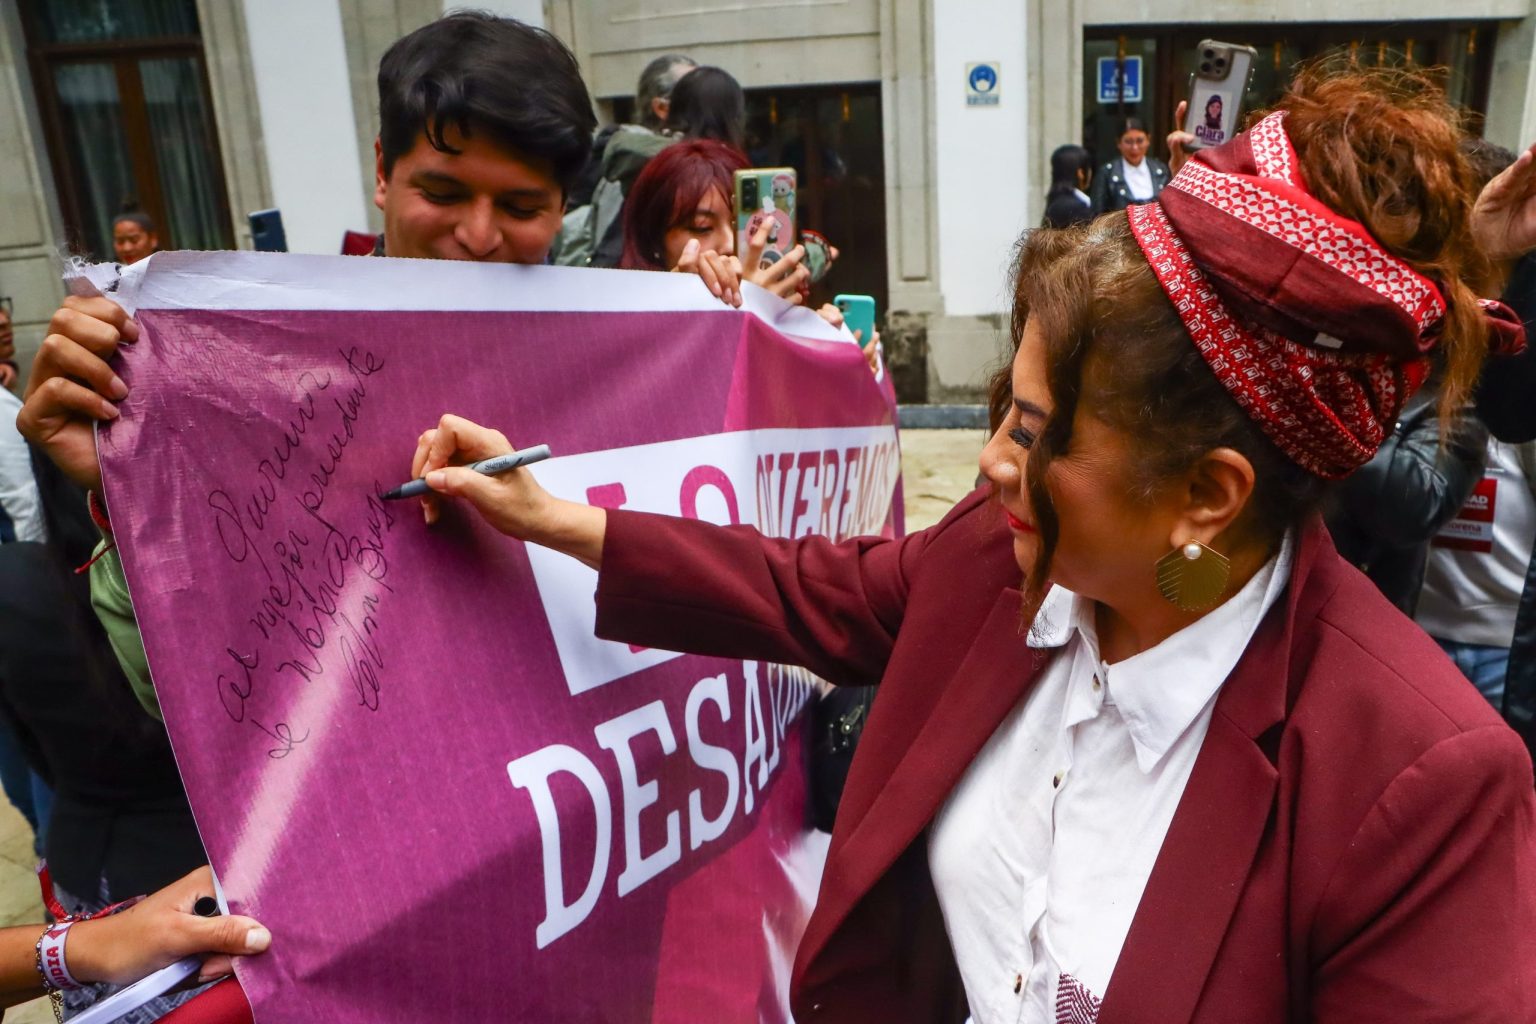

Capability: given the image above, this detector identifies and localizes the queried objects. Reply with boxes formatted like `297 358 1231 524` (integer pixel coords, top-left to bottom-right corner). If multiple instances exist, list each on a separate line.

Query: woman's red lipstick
1004 508 1035 534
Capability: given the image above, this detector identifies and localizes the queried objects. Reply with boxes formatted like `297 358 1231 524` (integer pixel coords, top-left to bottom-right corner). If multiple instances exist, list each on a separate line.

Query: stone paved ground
0 428 985 1023
900 427 989 530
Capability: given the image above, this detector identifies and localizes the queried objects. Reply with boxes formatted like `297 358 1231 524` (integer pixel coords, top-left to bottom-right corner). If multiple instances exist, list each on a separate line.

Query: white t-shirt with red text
1416 440 1536 648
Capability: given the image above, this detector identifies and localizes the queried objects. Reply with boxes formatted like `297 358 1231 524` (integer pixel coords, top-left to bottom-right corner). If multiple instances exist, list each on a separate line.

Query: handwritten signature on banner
203 346 393 758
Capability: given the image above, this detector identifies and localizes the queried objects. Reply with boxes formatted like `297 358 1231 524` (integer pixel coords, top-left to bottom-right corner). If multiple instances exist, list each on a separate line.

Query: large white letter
742 661 770 814
506 744 612 949
685 673 739 850
594 701 681 897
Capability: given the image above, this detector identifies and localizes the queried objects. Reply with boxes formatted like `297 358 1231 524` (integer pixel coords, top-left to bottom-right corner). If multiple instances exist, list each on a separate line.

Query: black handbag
808 685 876 832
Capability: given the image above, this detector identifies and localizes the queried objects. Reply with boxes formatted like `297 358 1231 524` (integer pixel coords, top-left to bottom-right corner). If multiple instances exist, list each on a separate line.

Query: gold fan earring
1155 539 1231 611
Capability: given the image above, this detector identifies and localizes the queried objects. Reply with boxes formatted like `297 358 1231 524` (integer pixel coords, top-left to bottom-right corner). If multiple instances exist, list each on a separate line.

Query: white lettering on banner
523 427 901 697
593 702 682 897
506 427 894 949
506 745 613 950
684 674 737 850
507 663 820 948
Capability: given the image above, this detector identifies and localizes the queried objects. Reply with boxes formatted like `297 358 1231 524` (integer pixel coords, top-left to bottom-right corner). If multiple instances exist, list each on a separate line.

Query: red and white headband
1127 112 1524 478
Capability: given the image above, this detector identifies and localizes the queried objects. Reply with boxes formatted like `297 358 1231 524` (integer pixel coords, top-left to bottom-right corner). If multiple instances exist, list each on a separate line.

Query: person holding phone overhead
411 65 1536 1023
619 140 878 371
1090 117 1170 214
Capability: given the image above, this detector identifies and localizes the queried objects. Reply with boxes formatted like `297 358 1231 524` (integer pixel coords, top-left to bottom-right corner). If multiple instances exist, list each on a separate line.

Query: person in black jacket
0 451 212 1017
1090 117 1170 213
1043 144 1094 228
1326 380 1488 613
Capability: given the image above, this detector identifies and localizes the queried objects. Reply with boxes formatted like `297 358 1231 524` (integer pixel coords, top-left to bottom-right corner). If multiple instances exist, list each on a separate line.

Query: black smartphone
248 209 288 252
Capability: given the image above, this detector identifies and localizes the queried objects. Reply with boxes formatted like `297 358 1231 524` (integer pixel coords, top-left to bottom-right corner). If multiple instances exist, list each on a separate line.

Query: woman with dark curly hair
414 67 1534 1023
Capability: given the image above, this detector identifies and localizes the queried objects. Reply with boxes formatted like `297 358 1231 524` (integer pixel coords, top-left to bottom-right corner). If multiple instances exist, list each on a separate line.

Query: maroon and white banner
94 252 901 1022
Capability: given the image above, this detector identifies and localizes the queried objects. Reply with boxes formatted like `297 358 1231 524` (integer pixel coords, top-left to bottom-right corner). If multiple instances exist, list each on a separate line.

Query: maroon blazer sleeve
594 490 990 687
1310 724 1536 1019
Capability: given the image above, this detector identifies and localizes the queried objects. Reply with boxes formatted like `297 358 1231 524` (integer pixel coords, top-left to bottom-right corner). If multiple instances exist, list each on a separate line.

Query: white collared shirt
1121 158 1155 200
1072 188 1092 209
929 536 1293 1024
0 389 44 543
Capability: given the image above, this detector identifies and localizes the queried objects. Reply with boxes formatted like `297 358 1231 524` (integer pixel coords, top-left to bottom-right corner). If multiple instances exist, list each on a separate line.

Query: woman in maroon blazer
412 70 1536 1022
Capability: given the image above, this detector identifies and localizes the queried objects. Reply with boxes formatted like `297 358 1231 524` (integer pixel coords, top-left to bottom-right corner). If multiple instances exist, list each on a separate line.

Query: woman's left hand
674 238 743 308
66 867 271 986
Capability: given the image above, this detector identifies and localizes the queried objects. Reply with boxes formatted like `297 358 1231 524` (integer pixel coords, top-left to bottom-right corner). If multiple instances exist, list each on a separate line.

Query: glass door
21 0 233 259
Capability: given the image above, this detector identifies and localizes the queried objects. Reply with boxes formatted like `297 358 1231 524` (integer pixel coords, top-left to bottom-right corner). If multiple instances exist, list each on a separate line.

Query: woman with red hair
620 138 876 363
620 138 809 299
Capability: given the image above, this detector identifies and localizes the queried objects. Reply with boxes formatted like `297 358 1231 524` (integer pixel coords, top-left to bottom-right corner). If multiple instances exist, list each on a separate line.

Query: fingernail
109 375 128 399
245 927 271 952
427 470 446 489
102 404 120 420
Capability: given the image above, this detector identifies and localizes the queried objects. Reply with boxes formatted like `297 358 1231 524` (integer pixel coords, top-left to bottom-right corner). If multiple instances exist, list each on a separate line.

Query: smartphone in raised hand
734 168 797 270
834 294 877 346
1182 41 1257 150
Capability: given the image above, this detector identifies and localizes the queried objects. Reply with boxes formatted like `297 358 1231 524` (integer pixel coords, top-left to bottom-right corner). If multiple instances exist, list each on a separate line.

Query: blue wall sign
966 62 1000 106
1096 56 1142 104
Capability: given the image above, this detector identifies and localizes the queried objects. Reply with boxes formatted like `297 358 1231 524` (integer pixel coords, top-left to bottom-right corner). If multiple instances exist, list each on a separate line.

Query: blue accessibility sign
1096 56 1142 104
966 62 1000 106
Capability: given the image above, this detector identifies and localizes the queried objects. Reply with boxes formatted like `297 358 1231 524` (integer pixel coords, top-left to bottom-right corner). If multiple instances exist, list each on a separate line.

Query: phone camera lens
1200 61 1211 73
1203 49 1215 58
1216 57 1228 68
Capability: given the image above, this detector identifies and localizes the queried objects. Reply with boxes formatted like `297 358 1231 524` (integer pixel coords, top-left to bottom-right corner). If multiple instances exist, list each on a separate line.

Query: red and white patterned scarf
1127 112 1525 479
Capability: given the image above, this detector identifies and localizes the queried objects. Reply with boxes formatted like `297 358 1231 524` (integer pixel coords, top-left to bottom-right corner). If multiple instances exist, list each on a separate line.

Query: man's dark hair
635 54 696 131
663 66 745 150
377 12 597 194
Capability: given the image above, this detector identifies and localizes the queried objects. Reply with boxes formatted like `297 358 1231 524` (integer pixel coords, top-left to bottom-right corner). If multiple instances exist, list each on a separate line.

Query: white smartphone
1183 41 1258 150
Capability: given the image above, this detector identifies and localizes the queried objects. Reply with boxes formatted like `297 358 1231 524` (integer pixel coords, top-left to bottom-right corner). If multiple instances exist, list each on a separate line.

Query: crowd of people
2 8 1536 1022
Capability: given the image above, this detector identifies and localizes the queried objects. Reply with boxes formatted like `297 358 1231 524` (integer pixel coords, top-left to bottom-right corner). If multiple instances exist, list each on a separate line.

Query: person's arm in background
0 867 268 1009
1478 252 1536 443
15 298 160 712
89 539 159 720
1472 143 1536 442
